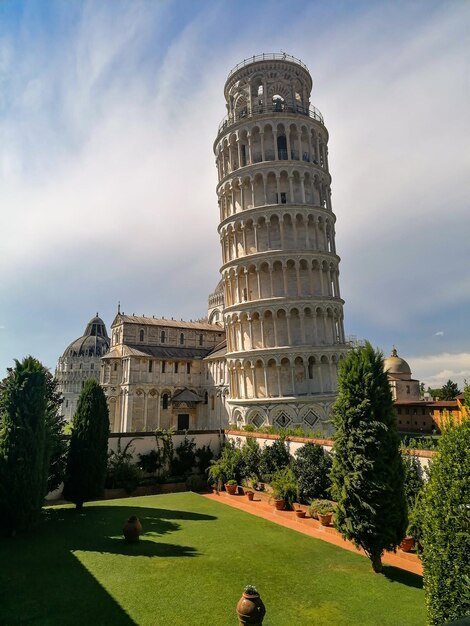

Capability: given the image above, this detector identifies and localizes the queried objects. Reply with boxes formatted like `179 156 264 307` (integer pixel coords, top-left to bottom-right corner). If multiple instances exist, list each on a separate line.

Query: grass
1 493 425 625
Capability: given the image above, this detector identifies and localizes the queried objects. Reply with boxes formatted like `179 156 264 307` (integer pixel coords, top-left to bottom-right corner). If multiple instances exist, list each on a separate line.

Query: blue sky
1 0 469 388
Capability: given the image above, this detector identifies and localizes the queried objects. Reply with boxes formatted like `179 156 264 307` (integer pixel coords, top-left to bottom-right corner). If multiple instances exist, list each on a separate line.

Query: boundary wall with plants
45 430 222 500
225 430 435 473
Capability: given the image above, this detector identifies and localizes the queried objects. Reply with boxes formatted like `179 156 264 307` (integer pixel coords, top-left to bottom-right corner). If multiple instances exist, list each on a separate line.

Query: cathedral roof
384 348 411 376
111 313 223 332
102 344 212 360
62 314 110 358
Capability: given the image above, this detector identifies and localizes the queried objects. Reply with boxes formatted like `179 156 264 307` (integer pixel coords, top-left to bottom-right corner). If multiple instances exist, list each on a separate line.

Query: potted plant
225 479 238 495
270 467 298 511
400 506 419 552
236 585 266 625
295 508 306 518
208 462 225 493
309 499 335 525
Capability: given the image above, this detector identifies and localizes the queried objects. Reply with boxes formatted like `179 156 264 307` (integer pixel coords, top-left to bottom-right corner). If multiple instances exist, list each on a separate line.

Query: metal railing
226 53 310 81
217 102 324 135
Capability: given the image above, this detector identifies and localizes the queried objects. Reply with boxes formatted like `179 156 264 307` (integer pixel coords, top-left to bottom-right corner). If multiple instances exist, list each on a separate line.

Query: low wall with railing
46 430 223 501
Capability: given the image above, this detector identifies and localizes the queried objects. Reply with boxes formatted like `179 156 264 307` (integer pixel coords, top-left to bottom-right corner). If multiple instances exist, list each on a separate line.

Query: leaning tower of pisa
214 53 346 433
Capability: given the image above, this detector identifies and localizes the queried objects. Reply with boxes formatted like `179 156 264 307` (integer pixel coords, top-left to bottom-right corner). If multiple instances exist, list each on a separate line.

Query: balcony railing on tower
218 102 324 135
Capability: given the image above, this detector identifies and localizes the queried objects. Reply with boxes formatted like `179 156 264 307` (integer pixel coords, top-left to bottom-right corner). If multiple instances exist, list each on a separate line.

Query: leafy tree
440 379 461 401
240 436 262 480
402 452 423 510
258 435 291 480
0 357 49 534
419 419 470 624
44 371 67 493
330 342 407 573
63 379 109 509
293 443 332 504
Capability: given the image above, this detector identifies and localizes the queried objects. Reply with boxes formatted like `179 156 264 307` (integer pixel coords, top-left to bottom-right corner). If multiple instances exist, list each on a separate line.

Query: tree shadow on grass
382 564 423 589
1 504 214 625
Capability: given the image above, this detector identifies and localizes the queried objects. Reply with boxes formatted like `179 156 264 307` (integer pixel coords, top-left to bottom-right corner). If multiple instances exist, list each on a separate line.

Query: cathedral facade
56 54 346 433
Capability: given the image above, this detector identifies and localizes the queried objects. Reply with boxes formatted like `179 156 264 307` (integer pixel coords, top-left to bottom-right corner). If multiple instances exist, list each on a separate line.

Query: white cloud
409 352 470 389
434 331 444 337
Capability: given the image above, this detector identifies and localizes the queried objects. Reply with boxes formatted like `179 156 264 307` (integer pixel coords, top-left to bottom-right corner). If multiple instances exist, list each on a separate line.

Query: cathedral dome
384 348 411 376
63 314 110 358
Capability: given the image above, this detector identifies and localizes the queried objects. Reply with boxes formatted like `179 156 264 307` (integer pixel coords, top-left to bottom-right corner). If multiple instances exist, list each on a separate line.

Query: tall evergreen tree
44 371 67 494
420 418 470 624
63 379 109 509
330 342 407 573
0 357 49 535
440 378 461 401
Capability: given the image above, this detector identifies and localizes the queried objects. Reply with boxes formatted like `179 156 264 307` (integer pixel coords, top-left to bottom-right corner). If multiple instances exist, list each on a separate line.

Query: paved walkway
203 490 423 576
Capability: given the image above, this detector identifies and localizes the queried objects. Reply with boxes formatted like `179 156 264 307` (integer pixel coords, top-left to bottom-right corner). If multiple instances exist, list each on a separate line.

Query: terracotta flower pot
246 491 254 501
225 483 238 495
236 592 266 625
319 513 332 527
295 509 306 518
399 536 414 552
123 515 142 542
273 498 285 510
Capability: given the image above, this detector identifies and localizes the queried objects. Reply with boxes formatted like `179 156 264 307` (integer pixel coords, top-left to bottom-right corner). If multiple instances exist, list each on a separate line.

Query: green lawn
1 493 425 625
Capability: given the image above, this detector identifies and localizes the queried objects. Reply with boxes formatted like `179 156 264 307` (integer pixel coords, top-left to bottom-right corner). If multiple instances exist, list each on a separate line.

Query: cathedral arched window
139 329 144 342
199 334 203 346
161 330 166 343
180 333 184 345
204 391 208 405
162 393 169 410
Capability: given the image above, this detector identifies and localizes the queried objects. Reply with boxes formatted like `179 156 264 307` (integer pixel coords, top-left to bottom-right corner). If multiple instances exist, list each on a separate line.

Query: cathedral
56 53 347 433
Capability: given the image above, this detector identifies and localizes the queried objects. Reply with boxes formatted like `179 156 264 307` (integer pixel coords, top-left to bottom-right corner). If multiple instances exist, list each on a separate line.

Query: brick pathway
203 490 423 576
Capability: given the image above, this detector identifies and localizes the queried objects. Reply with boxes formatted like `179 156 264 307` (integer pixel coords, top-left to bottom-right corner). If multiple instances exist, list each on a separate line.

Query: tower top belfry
214 52 346 433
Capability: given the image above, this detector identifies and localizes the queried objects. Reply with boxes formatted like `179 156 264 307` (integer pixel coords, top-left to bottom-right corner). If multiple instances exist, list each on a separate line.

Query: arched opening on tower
272 94 285 112
277 133 287 160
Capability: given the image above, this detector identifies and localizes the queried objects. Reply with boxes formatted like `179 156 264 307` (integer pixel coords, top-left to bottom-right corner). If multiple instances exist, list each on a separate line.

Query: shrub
330 342 407 573
270 467 298 509
293 443 332 504
309 499 336 519
106 438 143 493
240 437 261 480
207 441 243 489
402 452 423 510
138 449 162 475
259 436 290 481
185 473 208 492
195 445 213 474
420 419 470 624
63 379 109 509
170 436 196 477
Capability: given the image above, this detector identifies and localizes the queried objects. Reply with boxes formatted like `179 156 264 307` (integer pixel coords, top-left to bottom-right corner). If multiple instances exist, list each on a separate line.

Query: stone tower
214 53 346 432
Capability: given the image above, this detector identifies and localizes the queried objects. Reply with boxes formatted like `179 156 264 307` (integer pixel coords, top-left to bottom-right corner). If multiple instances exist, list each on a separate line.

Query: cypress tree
330 342 407 572
0 357 48 535
420 418 470 624
63 379 109 509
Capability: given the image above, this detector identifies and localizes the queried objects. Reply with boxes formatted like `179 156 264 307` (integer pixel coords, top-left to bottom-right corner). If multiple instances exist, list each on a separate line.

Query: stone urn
123 515 142 542
236 590 266 625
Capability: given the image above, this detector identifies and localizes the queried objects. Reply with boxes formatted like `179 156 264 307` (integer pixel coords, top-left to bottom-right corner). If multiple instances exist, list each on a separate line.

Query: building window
162 361 166 373
204 391 208 405
161 330 166 343
211 395 215 411
398 419 402 424
149 361 153 373
162 393 169 410
139 329 144 342
175 362 179 374
413 408 417 415
65 400 69 408
397 408 402 415
187 362 191 374
406 385 410 394
199 334 203 346
90 363 94 370
114 363 118 371
405 408 410 415
180 333 184 345
422 408 426 415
